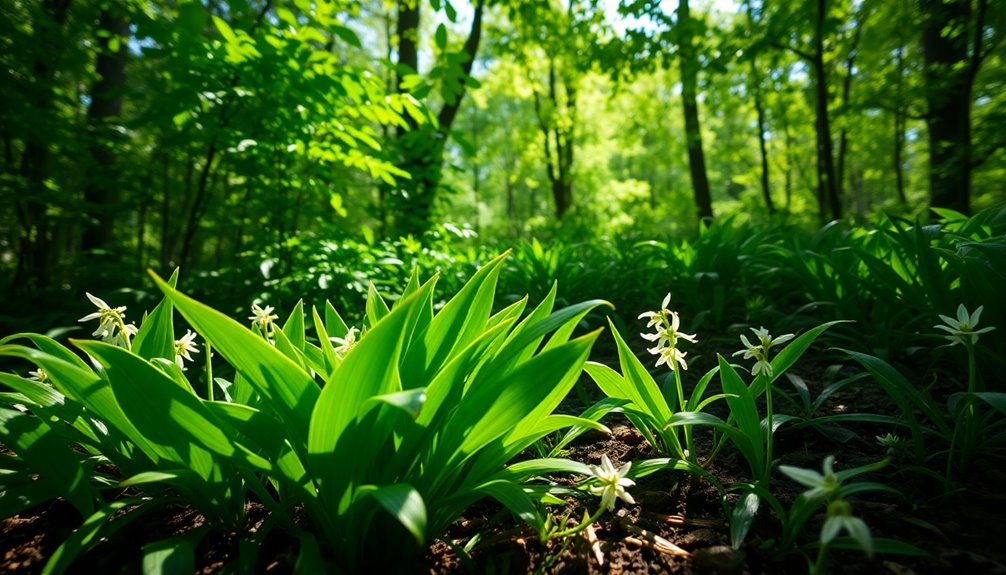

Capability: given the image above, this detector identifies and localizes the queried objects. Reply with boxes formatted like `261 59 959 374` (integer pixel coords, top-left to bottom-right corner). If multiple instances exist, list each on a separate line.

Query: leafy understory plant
585 291 847 547
0 253 614 573
844 302 1004 489
774 456 924 573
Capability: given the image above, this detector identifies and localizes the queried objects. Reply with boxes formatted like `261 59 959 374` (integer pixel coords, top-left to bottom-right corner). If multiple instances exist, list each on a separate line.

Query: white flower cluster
639 293 697 372
78 293 137 350
732 326 794 378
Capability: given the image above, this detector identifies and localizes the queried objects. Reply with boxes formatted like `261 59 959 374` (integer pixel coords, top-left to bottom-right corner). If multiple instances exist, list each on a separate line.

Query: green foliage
0 254 613 571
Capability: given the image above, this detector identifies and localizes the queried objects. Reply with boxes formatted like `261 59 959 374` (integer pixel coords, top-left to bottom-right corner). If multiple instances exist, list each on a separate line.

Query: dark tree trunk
891 40 908 205
531 59 576 219
83 4 129 253
812 0 840 221
750 58 774 214
919 0 979 214
835 3 866 203
392 0 484 235
13 0 72 290
678 0 713 222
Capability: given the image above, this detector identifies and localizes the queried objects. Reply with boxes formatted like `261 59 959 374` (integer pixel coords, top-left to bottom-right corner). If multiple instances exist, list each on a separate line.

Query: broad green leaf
0 344 159 465
76 340 271 476
151 272 319 449
43 499 153 575
0 333 90 371
365 282 390 327
0 407 94 518
133 268 179 361
609 320 672 422
367 388 427 420
212 15 238 45
768 321 847 385
294 533 325 575
401 253 506 384
718 356 764 476
282 300 306 351
325 300 350 339
364 483 427 546
584 361 630 402
432 330 599 482
142 537 195 575
730 490 761 549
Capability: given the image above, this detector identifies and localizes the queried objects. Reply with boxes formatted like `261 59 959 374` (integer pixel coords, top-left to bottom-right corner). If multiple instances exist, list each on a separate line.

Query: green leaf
730 490 760 549
294 533 325 575
471 480 545 539
151 271 319 450
608 320 673 422
75 340 271 475
365 483 427 546
401 253 506 384
768 321 847 385
283 301 307 351
43 499 153 575
432 330 599 481
309 283 433 513
0 344 157 466
0 407 95 518
133 268 179 361
142 537 195 575
367 388 427 420
717 356 764 477
435 23 448 49
365 282 390 327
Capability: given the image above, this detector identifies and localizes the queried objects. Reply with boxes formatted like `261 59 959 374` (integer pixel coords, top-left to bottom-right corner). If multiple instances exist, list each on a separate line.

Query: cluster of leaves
0 254 619 572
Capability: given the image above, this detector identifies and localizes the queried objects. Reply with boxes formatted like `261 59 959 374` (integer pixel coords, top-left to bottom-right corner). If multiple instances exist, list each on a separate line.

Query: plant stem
206 341 213 401
675 368 696 464
764 374 774 480
549 506 608 539
811 542 829 575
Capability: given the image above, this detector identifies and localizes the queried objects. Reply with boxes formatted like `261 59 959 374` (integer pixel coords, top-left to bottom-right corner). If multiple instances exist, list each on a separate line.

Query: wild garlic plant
775 456 908 574
640 293 700 463
0 255 621 572
845 303 1003 489
539 455 637 541
587 292 848 548
936 304 998 476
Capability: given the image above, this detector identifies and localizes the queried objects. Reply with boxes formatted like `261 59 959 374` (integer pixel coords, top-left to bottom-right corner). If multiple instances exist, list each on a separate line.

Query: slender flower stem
764 374 774 481
549 507 608 539
811 541 829 575
961 341 978 472
206 341 214 401
674 368 695 464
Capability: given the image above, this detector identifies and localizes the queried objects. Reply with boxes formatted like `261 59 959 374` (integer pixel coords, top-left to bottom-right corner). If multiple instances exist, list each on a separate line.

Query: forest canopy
1 0 1004 293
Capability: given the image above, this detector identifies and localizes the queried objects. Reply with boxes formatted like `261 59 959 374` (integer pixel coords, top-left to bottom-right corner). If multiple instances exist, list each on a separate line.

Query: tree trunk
531 59 576 219
835 3 866 203
392 0 484 235
919 0 975 214
83 4 129 253
812 0 840 221
13 0 72 290
678 0 713 222
750 58 773 214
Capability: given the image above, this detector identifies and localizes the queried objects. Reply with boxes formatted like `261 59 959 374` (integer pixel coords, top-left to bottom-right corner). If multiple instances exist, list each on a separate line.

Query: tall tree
390 0 484 235
13 0 74 290
919 0 1000 214
82 1 129 254
677 0 714 221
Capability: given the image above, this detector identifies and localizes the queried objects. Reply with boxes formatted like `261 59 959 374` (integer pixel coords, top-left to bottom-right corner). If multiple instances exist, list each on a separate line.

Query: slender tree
677 0 714 222
83 1 129 254
919 0 999 214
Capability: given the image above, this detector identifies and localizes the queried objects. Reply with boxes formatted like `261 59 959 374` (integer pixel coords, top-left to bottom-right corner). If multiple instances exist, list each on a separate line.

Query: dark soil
4 365 1006 574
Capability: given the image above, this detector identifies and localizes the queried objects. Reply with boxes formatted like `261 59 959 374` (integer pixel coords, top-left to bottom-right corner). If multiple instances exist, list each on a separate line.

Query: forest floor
3 362 1006 575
